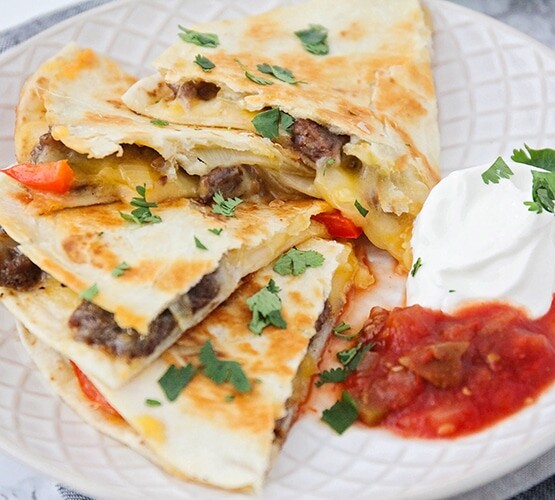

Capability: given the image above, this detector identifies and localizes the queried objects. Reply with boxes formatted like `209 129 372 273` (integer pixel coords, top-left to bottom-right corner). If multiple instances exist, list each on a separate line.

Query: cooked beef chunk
168 81 220 101
187 270 220 313
290 119 348 162
69 302 178 358
29 133 69 164
314 300 332 332
198 165 262 203
69 269 222 357
0 228 42 291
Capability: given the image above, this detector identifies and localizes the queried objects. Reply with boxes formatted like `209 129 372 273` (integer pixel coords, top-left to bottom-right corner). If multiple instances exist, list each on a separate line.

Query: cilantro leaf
252 108 295 140
321 391 358 434
150 119 169 127
280 111 295 132
295 24 329 55
158 364 197 401
354 199 369 217
211 191 243 217
315 343 373 387
511 144 555 172
246 279 287 335
256 63 303 84
410 257 422 277
199 340 251 393
208 228 223 235
145 399 161 407
194 54 215 72
273 247 325 276
315 367 349 386
526 169 555 213
178 26 219 47
120 184 161 225
194 236 208 250
333 322 351 334
235 59 274 85
80 283 99 301
111 262 130 278
481 157 514 184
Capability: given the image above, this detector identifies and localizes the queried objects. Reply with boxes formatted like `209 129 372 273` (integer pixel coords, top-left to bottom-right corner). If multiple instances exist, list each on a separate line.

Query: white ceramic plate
1 0 555 498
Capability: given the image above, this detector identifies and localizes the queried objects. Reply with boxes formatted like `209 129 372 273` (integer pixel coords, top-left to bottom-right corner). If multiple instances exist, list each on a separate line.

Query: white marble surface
0 1 554 498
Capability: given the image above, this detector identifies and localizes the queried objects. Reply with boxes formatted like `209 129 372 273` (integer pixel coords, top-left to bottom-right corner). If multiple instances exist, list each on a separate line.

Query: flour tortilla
18 237 354 491
0 170 328 386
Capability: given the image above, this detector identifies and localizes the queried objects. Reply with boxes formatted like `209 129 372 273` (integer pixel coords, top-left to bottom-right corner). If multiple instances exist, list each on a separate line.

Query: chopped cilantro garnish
150 119 169 127
80 283 99 301
509 145 555 213
333 322 351 334
194 54 215 72
354 199 369 217
225 394 235 402
315 343 373 387
321 391 358 434
295 24 329 55
120 184 162 225
410 257 422 277
235 59 274 85
178 26 219 47
273 247 324 276
145 399 161 407
481 157 514 184
256 63 303 84
194 236 208 250
512 144 555 172
158 364 196 401
111 262 130 278
449 289 456 293
332 322 358 340
211 191 243 217
525 170 555 213
246 279 287 335
199 340 251 393
252 108 295 140
208 228 223 235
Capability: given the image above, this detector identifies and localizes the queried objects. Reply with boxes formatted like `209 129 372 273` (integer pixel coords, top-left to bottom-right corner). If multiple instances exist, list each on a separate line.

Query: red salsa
344 299 555 438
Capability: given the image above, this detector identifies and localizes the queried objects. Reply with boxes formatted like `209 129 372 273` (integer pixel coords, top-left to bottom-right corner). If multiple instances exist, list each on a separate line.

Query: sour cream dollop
406 162 555 318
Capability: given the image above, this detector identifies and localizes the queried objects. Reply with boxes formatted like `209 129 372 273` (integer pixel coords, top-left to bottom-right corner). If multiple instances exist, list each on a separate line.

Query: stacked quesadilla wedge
0 172 330 387
19 237 354 491
122 0 440 267
13 44 315 215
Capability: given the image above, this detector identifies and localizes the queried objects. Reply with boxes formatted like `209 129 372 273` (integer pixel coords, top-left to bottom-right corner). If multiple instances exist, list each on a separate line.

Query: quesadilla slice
122 0 440 267
0 171 329 386
19 237 355 491
12 44 316 216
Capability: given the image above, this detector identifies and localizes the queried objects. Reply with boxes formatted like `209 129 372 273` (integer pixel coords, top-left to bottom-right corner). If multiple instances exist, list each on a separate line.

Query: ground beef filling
69 270 221 358
187 270 221 313
290 119 348 163
198 165 263 203
168 81 220 101
0 229 42 291
69 302 178 358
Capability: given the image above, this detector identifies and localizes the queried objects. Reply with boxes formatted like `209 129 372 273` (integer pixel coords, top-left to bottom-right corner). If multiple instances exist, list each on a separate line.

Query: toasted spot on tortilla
155 259 216 294
59 48 98 80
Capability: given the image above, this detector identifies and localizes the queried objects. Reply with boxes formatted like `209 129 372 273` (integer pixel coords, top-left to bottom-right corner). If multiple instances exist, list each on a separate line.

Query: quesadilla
122 0 440 267
13 44 316 216
19 237 354 491
0 171 330 387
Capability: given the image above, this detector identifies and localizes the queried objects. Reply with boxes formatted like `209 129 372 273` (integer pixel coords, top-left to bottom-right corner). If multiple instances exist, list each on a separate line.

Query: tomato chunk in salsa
345 300 555 438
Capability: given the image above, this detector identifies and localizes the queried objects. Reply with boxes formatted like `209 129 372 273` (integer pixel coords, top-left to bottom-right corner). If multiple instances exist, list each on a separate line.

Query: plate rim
1 0 555 498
